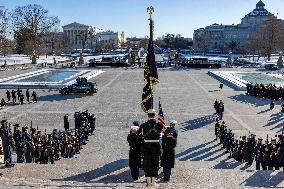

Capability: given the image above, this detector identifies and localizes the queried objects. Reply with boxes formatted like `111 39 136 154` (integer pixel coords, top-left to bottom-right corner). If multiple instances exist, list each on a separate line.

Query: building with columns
62 22 126 50
193 0 284 53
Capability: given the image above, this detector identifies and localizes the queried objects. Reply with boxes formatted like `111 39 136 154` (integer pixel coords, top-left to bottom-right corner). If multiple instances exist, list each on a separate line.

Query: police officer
161 120 178 182
127 122 141 181
64 115 69 131
13 124 25 163
0 120 14 167
138 109 164 187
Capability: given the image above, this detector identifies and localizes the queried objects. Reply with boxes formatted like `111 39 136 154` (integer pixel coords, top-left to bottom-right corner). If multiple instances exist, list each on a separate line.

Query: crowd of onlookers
246 83 284 101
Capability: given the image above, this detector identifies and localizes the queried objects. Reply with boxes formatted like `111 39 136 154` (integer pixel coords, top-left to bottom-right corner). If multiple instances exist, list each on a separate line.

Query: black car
60 82 97 95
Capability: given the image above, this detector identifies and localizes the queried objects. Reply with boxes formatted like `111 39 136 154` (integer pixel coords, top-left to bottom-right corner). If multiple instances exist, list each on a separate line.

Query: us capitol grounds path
0 66 283 188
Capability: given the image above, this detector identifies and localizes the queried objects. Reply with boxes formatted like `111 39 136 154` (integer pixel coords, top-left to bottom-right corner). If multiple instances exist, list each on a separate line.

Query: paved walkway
0 67 283 188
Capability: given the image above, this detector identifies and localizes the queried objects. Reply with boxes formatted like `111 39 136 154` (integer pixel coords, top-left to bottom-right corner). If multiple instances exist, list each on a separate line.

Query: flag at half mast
141 6 159 113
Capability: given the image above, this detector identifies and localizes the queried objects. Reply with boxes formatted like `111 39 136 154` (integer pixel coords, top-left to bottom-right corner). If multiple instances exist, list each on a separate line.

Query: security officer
13 124 24 163
138 109 164 187
0 120 14 167
161 120 178 182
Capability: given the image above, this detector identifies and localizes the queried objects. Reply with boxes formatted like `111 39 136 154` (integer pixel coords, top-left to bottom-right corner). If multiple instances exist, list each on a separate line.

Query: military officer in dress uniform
161 120 178 182
0 120 14 167
138 109 164 187
13 124 24 163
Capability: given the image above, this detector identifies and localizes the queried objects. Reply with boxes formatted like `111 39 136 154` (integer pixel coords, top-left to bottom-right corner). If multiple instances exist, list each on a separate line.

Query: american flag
158 100 166 127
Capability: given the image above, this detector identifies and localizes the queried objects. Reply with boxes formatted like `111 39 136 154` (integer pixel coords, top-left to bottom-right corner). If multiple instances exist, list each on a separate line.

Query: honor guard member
161 120 178 182
127 124 141 181
138 109 164 187
64 115 70 131
13 124 24 163
0 120 14 167
23 126 33 163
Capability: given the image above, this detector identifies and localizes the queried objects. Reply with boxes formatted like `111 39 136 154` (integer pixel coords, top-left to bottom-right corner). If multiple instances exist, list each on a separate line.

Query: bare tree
245 32 262 61
259 18 284 61
193 32 212 55
11 4 60 55
0 7 9 56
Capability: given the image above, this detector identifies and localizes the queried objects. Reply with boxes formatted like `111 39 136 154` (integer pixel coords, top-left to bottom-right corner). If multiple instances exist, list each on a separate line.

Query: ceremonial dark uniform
127 131 141 180
160 127 177 181
0 122 13 167
23 130 33 163
6 90 10 102
13 127 24 163
26 89 30 103
138 119 163 177
64 116 69 131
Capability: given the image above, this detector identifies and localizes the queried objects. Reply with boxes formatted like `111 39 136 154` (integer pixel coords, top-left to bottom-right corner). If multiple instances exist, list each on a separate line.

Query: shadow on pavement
38 93 88 102
229 94 270 107
241 171 284 188
52 159 130 183
179 114 217 131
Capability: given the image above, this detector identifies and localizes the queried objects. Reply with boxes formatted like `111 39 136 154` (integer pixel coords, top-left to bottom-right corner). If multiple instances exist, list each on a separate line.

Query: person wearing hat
127 121 141 181
160 120 178 182
23 126 33 163
137 109 164 187
13 124 24 163
64 115 70 131
0 120 14 167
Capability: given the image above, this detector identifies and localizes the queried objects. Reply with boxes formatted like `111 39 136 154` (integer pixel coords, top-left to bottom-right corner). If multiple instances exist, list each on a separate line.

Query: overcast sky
1 0 284 38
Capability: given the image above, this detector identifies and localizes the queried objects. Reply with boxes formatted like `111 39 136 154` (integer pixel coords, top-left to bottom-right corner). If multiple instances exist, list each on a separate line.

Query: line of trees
0 4 66 56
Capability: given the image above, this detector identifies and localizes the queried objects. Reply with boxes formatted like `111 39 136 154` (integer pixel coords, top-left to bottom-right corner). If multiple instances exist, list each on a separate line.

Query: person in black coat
161 120 178 182
127 122 141 181
64 115 70 131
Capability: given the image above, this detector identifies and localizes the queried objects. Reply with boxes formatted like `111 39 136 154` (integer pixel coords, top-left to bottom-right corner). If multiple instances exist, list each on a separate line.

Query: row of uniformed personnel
0 110 96 167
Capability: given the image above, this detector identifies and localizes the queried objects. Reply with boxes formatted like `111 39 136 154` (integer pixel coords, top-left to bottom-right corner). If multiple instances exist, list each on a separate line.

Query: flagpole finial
147 6 155 18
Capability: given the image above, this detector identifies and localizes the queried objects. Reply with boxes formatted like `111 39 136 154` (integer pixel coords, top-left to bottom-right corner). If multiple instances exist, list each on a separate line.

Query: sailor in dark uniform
138 109 164 187
161 120 178 182
13 124 24 163
0 120 14 167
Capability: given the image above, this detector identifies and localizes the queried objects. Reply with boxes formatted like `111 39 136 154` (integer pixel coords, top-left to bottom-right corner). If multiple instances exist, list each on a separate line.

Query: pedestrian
161 120 178 182
32 91 37 103
6 90 11 102
127 122 141 181
214 99 219 114
138 109 164 187
0 98 6 108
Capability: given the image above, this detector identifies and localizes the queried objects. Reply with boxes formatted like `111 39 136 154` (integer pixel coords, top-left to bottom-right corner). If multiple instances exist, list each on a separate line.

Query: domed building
193 1 283 53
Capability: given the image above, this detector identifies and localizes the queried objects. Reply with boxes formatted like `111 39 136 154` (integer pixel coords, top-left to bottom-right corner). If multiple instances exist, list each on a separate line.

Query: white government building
62 22 126 50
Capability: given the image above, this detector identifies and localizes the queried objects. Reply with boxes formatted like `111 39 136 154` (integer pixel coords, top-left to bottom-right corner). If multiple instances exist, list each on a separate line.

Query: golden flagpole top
147 6 154 19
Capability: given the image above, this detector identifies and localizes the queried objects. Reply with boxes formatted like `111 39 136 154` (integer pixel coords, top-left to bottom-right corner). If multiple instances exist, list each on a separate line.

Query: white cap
147 109 156 114
170 120 177 125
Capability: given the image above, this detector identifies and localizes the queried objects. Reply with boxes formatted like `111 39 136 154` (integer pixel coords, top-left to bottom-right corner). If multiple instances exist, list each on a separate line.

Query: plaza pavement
0 66 284 188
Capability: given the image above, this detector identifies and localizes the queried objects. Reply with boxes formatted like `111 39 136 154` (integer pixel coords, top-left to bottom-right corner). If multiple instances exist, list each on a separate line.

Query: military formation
1 88 37 108
215 119 284 170
0 110 96 167
127 109 178 187
246 83 284 100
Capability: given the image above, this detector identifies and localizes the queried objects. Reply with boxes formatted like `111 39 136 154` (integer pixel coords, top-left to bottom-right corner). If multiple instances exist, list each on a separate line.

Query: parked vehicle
59 82 97 95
